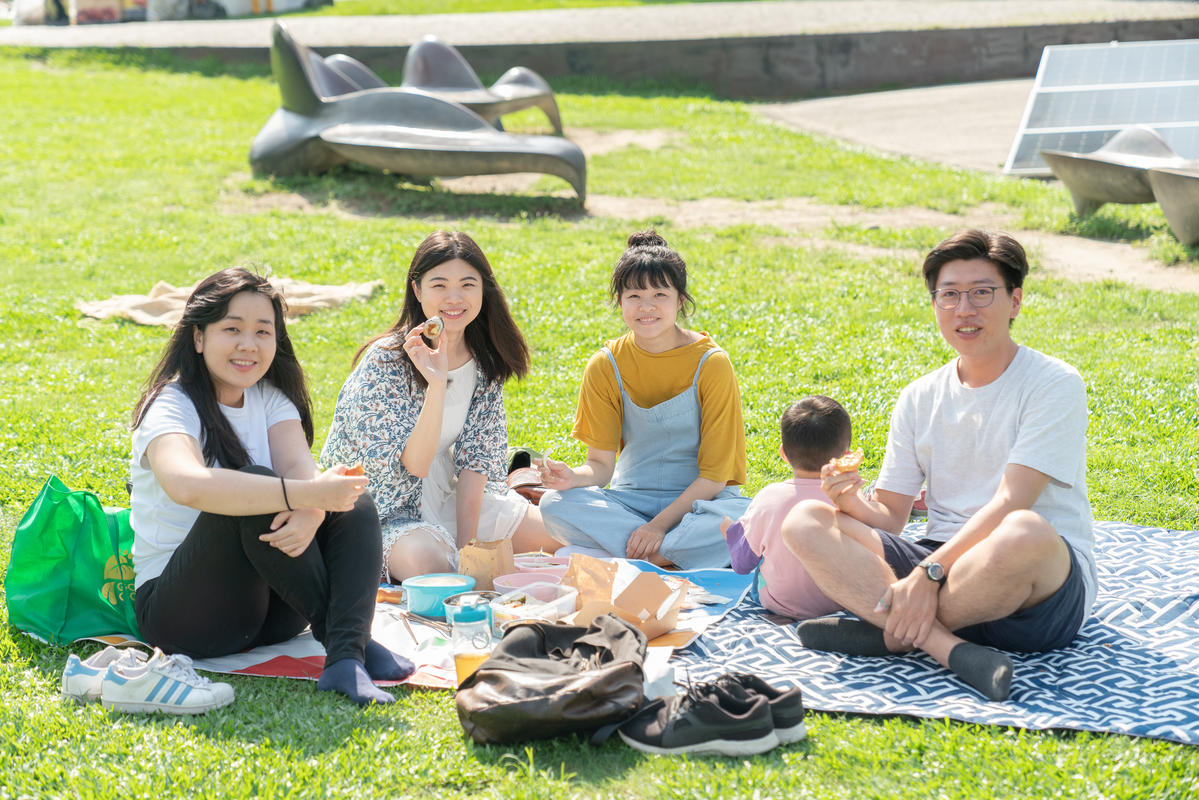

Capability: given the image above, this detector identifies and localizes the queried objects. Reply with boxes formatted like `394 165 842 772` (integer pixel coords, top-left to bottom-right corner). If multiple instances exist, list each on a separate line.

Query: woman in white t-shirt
130 268 411 706
321 231 558 583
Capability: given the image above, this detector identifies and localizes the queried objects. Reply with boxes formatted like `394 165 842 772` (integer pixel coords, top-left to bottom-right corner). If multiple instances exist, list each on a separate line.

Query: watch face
924 562 945 582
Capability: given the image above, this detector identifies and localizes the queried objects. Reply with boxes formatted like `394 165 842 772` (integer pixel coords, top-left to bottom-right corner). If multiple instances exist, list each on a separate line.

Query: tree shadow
1064 210 1163 243
10 45 725 99
249 166 590 222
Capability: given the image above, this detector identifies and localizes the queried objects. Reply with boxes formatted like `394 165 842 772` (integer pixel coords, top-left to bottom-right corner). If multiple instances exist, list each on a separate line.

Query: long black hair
356 230 529 388
132 268 314 468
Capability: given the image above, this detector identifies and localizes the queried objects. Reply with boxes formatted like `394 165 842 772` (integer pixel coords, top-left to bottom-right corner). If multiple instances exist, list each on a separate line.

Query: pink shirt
741 478 842 619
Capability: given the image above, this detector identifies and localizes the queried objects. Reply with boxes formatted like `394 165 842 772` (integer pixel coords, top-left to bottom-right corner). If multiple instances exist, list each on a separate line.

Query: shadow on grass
4 623 417 753
465 724 819 785
5 45 275 81
4 46 725 99
248 167 590 222
1064 210 1162 243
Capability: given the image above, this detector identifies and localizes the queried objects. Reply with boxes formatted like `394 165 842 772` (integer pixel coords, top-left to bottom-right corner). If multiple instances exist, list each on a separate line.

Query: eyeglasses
930 286 1008 310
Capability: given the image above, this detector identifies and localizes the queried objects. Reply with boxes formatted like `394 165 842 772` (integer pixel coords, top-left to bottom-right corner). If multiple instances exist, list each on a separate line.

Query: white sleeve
262 382 302 429
131 385 202 468
875 385 925 497
1008 368 1087 488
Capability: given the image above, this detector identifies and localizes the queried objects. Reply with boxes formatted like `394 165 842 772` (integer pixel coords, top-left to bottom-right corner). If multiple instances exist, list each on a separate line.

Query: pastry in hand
829 448 864 475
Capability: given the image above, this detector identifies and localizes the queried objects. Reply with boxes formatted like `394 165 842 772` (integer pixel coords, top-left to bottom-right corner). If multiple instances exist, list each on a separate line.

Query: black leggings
135 466 382 664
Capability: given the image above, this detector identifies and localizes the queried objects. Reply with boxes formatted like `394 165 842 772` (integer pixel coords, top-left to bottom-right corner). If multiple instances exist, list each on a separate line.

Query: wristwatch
918 560 946 585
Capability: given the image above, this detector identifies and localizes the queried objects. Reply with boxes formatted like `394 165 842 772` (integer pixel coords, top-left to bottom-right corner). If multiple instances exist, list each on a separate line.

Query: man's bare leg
781 500 1014 700
934 510 1073 630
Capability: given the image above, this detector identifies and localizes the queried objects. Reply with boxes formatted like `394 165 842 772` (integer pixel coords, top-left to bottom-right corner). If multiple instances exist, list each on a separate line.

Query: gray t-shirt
875 346 1096 610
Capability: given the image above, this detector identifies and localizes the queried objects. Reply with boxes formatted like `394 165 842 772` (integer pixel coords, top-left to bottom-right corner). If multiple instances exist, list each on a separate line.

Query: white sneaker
61 646 148 703
100 649 235 715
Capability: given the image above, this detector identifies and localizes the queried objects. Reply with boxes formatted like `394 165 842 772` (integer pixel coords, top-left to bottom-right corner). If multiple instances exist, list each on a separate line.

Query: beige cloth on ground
76 277 383 327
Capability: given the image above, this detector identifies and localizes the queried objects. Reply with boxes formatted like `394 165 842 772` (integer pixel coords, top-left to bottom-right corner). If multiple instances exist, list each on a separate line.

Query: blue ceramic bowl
401 573 476 618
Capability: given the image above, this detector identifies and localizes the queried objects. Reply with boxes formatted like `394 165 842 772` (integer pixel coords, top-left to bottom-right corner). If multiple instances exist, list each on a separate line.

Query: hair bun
627 229 668 249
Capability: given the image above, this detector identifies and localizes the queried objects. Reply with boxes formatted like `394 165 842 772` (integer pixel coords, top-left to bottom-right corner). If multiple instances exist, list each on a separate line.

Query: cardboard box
561 554 689 643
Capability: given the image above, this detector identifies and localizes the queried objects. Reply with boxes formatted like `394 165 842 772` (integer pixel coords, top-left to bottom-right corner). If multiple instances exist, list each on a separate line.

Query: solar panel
1004 39 1199 177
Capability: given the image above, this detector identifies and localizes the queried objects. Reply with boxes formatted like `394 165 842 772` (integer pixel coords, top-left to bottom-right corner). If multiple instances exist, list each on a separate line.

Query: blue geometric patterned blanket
671 521 1199 745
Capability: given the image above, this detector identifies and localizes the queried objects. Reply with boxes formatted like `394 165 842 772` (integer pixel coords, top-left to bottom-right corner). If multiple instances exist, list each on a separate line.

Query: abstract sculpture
1147 167 1199 247
250 23 586 200
324 37 563 135
1040 126 1198 216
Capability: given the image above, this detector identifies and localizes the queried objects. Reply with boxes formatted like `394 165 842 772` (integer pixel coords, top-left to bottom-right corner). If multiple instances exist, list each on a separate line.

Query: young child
724 395 857 619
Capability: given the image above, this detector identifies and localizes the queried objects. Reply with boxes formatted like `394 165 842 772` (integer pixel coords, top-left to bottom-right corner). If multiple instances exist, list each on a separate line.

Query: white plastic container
490 581 578 632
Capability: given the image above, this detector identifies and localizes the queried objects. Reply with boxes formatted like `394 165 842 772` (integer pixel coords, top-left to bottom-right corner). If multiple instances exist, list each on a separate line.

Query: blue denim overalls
540 346 750 569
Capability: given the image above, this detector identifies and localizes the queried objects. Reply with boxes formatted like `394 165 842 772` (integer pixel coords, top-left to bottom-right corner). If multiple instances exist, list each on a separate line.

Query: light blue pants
539 485 750 570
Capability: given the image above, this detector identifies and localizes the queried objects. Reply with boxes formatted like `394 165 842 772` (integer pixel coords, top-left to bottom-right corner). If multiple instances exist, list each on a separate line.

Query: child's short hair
781 396 852 472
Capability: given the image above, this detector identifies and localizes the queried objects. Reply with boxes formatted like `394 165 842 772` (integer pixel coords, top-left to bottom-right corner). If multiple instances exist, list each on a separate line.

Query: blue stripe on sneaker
146 675 171 702
159 680 181 704
175 685 192 705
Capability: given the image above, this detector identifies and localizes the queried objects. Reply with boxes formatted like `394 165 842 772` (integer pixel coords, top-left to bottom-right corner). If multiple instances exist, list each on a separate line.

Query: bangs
614 264 676 295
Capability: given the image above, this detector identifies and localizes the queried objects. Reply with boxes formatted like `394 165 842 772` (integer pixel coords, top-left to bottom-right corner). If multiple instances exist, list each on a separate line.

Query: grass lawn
1 47 1198 798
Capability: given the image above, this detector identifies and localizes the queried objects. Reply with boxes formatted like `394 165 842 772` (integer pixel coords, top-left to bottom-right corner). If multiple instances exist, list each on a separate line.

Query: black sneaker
618 682 779 756
713 673 807 745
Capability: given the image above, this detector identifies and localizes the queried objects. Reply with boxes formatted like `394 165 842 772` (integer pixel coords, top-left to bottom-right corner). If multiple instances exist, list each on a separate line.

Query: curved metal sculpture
250 23 586 201
320 39 563 135
1040 126 1198 216
1147 167 1199 247
324 53 388 91
401 36 563 135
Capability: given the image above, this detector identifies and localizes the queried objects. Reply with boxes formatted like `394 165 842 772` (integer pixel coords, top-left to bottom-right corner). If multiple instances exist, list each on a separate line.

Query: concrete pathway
3 0 1198 48
757 78 1034 174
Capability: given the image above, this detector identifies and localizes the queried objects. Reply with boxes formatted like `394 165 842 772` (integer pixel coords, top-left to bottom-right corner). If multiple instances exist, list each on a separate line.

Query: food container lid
452 605 487 624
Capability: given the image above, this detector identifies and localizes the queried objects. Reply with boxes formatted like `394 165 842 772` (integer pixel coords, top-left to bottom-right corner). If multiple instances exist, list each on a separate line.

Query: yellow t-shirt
572 331 747 486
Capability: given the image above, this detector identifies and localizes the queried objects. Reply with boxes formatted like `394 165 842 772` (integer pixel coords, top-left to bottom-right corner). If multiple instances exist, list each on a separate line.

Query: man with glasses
781 229 1094 702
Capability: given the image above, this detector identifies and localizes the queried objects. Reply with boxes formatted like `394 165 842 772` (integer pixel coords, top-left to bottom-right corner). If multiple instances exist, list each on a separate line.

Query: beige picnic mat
76 278 383 327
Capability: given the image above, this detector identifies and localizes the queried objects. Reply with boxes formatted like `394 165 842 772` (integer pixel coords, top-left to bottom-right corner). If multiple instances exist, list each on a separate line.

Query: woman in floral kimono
322 231 556 582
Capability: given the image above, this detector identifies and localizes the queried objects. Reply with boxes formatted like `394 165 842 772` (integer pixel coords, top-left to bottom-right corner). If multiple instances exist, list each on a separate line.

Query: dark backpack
455 614 647 744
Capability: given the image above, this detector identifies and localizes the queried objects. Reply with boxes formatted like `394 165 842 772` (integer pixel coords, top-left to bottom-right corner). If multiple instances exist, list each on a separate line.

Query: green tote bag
5 475 139 644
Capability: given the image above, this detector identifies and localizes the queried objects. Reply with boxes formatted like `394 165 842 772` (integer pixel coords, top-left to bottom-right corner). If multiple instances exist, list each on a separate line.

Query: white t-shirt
129 381 301 588
875 346 1097 610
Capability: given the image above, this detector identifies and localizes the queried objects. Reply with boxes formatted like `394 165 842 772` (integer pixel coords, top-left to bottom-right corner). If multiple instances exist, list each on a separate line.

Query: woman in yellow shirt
539 231 750 568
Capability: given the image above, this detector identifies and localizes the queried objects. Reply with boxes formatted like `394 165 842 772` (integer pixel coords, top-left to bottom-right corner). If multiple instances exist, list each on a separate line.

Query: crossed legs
780 499 1072 700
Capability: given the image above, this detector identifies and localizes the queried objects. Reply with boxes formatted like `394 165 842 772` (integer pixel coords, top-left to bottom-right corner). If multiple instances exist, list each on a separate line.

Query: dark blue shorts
879 531 1087 653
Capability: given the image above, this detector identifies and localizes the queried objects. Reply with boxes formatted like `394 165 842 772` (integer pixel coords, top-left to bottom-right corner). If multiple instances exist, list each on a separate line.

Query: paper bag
457 537 515 591
561 554 687 642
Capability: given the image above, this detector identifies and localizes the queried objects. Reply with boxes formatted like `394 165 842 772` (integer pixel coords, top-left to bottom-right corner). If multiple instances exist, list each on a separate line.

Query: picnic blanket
76 277 383 327
188 563 752 690
670 521 1199 746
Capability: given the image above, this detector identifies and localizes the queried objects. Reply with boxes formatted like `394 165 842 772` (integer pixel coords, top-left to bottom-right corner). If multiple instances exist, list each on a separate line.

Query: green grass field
1 47 1198 798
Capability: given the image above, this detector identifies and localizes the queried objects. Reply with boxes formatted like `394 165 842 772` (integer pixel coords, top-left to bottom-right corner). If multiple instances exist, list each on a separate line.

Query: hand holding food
309 468 367 511
829 448 864 475
423 316 444 341
403 323 448 384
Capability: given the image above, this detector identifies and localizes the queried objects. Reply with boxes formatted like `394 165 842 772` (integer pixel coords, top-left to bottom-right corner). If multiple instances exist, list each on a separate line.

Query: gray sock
948 642 1013 702
796 618 892 657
